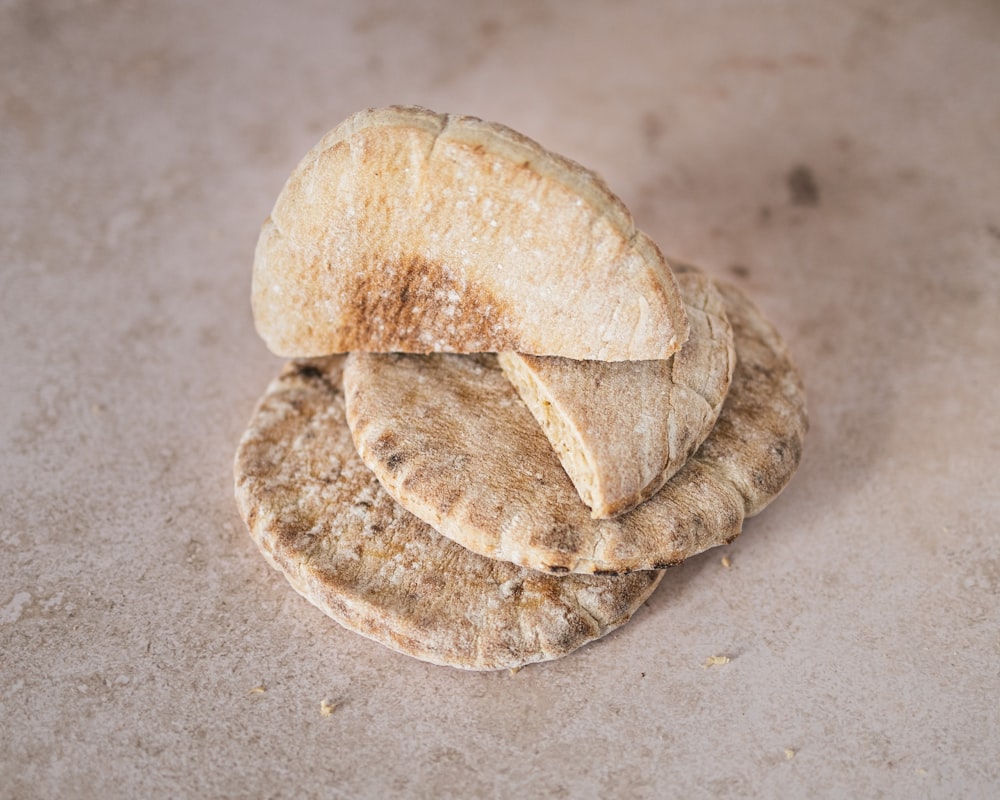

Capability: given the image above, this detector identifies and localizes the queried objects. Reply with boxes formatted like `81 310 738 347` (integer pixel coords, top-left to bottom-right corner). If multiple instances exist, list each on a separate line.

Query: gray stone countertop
2 1 998 797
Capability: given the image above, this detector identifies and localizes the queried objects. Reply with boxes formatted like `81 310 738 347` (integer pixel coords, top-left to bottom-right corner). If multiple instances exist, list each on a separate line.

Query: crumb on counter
320 699 337 716
703 655 731 668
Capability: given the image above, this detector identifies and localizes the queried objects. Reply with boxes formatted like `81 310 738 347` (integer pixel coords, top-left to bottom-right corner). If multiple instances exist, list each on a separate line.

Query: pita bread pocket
498 269 735 519
252 105 688 361
234 358 662 671
343 276 807 575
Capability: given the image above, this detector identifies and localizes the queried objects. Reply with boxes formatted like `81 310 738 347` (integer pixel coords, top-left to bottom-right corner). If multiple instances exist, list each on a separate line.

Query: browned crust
233 358 662 671
344 276 808 574
252 105 688 361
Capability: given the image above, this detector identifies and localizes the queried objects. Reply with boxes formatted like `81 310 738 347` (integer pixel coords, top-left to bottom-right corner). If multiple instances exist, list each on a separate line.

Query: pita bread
252 105 688 361
498 270 735 518
234 358 662 671
343 277 807 574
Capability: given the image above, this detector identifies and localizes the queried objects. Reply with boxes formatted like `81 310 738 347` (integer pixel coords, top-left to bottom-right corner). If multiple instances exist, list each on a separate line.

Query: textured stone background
2 1 998 797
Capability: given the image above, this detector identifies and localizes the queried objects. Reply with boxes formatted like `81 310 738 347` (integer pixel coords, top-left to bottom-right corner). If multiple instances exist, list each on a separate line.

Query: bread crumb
721 555 732 569
320 699 337 716
916 768 927 776
703 655 730 668
248 685 267 695
784 748 796 760
509 666 522 675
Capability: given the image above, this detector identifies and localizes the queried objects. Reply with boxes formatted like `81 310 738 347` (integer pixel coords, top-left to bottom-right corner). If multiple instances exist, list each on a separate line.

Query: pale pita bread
343 277 807 574
234 358 662 671
252 105 688 361
498 270 735 518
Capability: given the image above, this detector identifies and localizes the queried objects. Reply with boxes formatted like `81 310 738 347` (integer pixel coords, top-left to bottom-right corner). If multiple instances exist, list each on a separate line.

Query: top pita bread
343 275 807 575
252 106 688 361
498 269 735 518
234 357 661 671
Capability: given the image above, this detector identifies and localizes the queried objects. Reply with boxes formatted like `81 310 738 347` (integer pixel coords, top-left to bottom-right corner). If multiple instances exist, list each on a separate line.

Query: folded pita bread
252 105 688 361
498 270 735 518
234 358 662 671
343 277 807 574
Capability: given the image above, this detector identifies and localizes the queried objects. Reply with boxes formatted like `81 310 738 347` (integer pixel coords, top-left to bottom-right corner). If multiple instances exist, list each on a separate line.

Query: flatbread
343 277 807 574
498 270 735 518
252 105 689 361
234 358 662 671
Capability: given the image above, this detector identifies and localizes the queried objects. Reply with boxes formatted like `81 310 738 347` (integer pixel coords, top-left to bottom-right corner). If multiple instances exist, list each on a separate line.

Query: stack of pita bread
235 107 808 671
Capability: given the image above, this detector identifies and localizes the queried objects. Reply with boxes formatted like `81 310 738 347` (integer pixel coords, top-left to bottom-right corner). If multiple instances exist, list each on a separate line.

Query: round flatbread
498 270 735 518
234 358 662 670
252 105 688 361
343 276 807 574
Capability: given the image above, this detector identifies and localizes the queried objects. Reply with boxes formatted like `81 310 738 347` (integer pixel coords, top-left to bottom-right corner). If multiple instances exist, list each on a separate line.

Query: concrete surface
2 1 998 797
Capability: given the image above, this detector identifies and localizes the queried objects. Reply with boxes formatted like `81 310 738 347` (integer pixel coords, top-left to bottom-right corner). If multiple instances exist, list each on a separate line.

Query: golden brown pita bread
252 106 688 361
234 358 662 670
498 270 735 518
343 277 807 574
